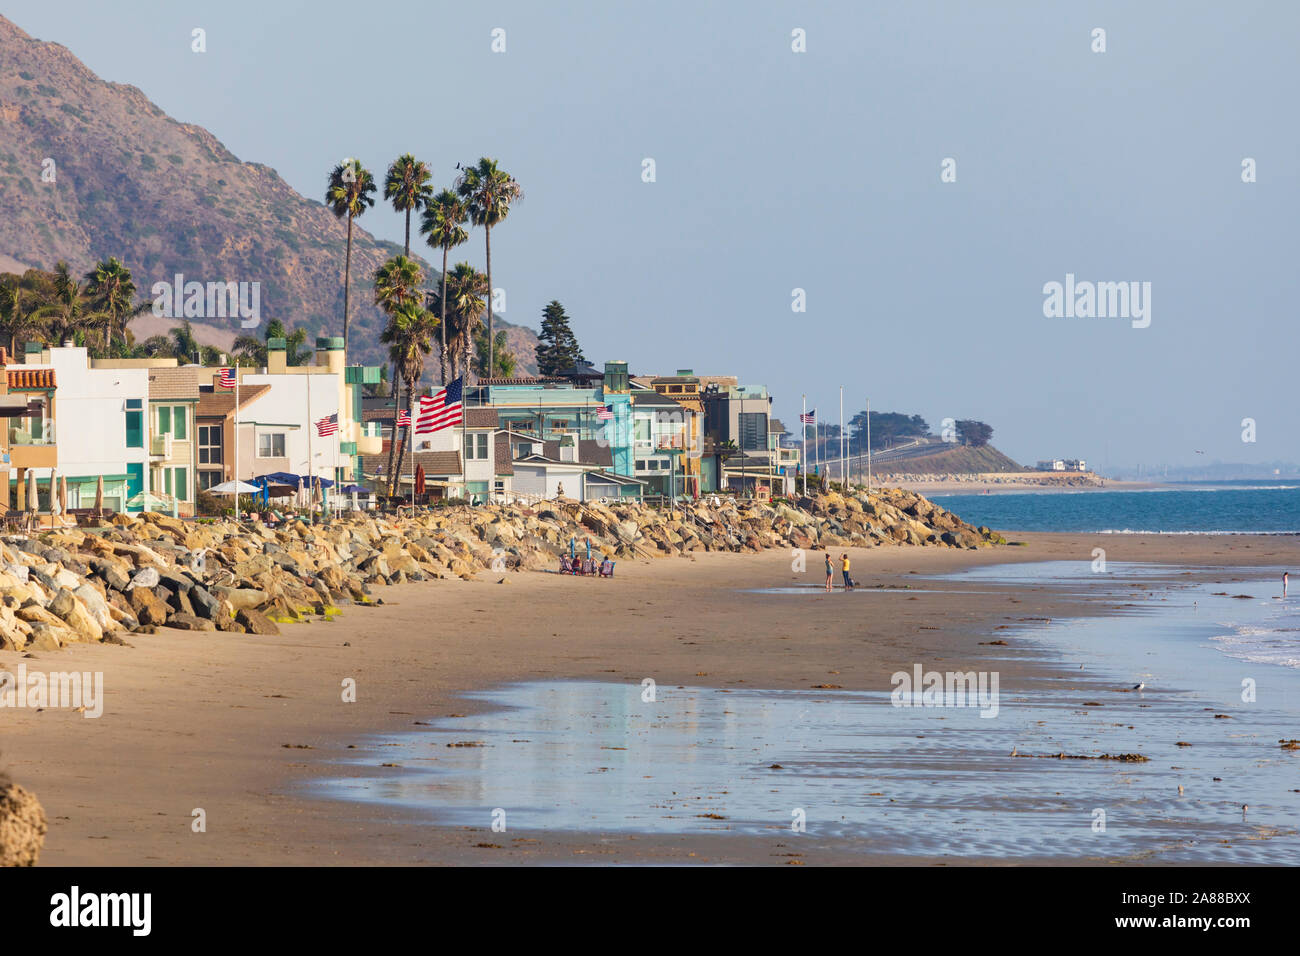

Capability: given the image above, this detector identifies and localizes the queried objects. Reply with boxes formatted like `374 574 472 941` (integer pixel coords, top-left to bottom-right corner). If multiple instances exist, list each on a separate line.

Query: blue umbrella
569 536 575 559
586 537 591 560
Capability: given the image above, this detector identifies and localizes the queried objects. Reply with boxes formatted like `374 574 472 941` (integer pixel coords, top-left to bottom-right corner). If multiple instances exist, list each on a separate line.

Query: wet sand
3 531 1298 866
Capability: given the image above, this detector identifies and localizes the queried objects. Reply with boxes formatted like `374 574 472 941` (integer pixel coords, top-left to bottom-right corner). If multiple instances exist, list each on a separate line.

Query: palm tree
374 255 426 491
379 300 437 495
420 189 470 385
384 154 434 257
133 335 175 358
325 158 377 356
232 318 309 367
32 261 102 346
455 158 522 377
84 257 147 349
0 277 43 357
426 262 487 383
169 320 201 363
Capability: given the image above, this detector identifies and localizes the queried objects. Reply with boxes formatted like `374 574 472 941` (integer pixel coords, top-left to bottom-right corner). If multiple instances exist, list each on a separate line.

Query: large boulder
236 608 279 635
0 780 47 867
47 588 103 643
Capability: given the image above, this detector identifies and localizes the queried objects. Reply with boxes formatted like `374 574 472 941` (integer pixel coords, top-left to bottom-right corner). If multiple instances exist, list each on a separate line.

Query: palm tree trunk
404 208 411 258
343 214 354 356
439 246 448 386
484 225 492 379
384 376 402 497
393 373 415 498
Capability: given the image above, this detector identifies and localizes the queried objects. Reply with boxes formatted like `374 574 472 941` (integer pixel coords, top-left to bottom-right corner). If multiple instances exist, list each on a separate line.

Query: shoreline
3 532 1298 865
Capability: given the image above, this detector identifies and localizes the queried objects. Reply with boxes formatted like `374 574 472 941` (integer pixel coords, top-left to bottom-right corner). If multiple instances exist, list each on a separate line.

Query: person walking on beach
824 552 834 591
841 553 854 591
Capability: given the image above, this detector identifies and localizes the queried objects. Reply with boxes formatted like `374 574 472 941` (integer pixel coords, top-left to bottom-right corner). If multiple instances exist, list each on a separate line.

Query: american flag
315 413 339 437
218 367 236 389
415 376 463 434
595 404 614 421
799 410 816 423
396 408 411 428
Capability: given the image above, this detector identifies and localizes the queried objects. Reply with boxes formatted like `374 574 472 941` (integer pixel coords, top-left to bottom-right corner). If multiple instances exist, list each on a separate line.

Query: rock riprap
0 488 1002 651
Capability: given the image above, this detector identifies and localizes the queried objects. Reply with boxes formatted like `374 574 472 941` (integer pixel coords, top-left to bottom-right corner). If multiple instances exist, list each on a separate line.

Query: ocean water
930 481 1300 534
314 564 1300 862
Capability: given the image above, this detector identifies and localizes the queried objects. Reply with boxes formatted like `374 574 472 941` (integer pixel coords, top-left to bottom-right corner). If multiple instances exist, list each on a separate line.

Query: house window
125 399 143 448
198 470 222 491
157 405 188 439
162 467 189 499
258 432 286 457
466 432 489 460
198 425 223 465
669 385 683 393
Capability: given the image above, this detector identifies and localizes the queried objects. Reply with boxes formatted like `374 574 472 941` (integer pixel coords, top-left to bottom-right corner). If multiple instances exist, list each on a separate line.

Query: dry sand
2 531 1297 866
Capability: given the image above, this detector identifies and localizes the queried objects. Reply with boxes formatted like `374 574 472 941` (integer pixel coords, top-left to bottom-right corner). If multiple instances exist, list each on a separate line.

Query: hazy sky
8 1 1298 471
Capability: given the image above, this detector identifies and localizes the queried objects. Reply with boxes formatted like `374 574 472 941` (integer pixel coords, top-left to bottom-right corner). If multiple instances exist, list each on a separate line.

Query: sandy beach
3 531 1298 866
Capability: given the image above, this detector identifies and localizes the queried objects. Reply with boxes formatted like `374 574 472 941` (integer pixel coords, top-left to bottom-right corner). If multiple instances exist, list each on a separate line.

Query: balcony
150 434 174 459
8 420 55 446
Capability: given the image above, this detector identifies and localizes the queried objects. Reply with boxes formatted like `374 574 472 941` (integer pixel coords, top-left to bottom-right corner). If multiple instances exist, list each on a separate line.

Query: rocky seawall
0 488 1002 653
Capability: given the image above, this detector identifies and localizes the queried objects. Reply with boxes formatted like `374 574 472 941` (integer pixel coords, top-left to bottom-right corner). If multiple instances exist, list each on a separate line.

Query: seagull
1010 746 1018 757
1177 785 1184 795
1133 682 1146 691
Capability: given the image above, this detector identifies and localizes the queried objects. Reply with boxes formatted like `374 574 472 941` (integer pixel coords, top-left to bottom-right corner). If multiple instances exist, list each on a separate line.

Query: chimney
559 436 578 463
267 337 287 373
315 336 345 374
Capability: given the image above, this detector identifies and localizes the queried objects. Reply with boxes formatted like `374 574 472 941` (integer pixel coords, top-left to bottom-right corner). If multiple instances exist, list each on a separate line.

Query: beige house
146 366 200 515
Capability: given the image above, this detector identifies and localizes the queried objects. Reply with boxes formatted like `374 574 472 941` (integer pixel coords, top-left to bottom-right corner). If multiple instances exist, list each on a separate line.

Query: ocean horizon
930 481 1300 535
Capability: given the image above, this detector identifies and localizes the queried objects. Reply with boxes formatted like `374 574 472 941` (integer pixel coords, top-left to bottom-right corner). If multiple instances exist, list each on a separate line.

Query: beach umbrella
569 536 575 559
415 464 426 497
94 475 104 512
350 488 358 511
59 475 67 514
298 475 306 508
26 468 36 513
49 469 60 515
208 480 260 495
586 537 591 561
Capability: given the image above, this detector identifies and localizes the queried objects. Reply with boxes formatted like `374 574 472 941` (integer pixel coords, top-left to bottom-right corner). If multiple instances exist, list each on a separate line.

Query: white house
239 370 343 486
23 345 150 512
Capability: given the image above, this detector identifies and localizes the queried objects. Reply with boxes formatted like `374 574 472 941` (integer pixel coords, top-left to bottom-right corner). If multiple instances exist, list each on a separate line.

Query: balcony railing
8 422 55 446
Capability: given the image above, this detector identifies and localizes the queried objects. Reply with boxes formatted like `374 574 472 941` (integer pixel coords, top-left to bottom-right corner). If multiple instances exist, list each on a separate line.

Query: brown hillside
0 14 538 374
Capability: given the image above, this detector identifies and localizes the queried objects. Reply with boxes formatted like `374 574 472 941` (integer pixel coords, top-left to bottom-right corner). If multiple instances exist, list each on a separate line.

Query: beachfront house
21 344 149 512
700 381 779 495
0 346 58 511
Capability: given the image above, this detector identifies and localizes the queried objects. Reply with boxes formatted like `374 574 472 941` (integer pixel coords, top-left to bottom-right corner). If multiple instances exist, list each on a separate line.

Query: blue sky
7 1 1297 471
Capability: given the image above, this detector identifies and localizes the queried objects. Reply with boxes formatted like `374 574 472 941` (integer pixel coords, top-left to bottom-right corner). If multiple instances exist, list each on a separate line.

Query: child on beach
841 553 854 591
824 553 834 591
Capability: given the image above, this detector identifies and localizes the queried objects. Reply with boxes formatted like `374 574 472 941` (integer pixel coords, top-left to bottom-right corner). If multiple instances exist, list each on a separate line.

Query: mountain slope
0 14 538 373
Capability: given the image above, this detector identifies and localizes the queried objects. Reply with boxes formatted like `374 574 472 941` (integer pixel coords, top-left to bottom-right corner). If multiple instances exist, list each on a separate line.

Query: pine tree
535 300 585 376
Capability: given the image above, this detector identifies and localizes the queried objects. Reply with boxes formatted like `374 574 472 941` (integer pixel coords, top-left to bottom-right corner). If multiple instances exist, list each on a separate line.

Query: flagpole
839 385 844 489
307 373 314 526
801 394 807 497
234 367 240 512
866 397 872 494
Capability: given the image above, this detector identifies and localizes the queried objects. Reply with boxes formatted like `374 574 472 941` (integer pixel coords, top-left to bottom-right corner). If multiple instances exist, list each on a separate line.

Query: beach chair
599 560 615 578
583 558 597 575
559 555 572 574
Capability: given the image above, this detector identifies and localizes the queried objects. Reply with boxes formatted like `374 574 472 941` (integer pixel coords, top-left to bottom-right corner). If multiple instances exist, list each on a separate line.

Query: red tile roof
6 369 55 390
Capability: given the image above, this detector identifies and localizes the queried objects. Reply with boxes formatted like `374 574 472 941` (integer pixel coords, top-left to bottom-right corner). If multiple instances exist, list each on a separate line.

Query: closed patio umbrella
59 474 67 514
26 468 36 513
49 469 60 515
415 464 426 497
94 475 104 512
